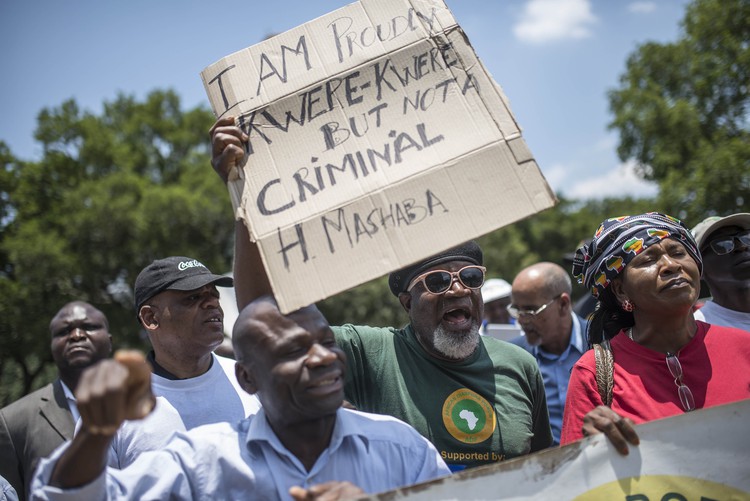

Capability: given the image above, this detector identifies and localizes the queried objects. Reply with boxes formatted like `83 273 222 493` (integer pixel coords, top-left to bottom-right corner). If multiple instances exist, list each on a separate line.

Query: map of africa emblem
442 388 496 443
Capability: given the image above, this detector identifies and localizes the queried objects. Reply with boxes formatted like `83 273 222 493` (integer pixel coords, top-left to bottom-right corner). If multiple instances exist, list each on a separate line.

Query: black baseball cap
134 256 233 313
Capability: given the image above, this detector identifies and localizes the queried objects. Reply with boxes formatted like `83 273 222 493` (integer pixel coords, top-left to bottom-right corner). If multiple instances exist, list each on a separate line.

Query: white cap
691 213 750 250
481 278 512 304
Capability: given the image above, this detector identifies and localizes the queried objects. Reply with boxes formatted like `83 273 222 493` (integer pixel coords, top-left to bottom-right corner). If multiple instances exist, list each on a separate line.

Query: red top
560 321 750 444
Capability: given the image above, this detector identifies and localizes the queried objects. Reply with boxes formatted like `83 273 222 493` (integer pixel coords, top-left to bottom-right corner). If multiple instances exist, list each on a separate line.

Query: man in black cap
210 117 552 472
104 256 260 467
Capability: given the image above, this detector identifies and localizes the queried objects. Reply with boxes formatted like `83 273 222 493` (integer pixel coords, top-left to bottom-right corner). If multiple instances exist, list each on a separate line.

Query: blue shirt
32 408 450 500
509 313 587 445
0 475 18 501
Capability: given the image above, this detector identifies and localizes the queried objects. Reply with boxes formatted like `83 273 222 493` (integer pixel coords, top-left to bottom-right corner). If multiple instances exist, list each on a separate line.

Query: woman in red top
561 212 750 454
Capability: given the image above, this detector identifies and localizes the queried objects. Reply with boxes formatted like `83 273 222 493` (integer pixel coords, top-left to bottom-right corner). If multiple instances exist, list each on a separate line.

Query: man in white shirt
32 296 449 500
692 213 750 332
106 256 261 467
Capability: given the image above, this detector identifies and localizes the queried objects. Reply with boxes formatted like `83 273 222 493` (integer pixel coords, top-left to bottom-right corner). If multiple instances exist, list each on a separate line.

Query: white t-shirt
694 301 750 333
106 354 261 468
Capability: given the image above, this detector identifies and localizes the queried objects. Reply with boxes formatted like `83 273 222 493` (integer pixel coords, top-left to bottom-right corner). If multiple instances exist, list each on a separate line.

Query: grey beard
432 322 481 360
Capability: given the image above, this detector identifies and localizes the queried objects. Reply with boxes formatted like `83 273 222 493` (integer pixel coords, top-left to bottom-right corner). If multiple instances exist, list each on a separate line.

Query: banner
363 399 750 500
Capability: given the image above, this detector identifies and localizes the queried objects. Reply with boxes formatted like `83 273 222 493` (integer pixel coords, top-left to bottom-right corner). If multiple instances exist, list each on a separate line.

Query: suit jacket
0 380 74 501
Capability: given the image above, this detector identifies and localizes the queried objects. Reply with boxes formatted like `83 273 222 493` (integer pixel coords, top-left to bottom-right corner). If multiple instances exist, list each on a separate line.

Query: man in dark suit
507 262 589 446
0 301 112 500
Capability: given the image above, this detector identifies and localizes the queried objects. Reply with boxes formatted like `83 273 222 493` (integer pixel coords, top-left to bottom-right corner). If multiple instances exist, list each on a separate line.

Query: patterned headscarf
572 212 702 298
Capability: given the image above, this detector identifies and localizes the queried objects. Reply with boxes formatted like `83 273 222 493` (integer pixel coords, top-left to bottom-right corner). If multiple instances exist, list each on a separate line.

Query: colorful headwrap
572 212 702 298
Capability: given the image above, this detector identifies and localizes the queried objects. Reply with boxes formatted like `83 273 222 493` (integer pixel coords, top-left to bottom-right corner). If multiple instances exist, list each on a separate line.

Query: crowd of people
0 115 748 500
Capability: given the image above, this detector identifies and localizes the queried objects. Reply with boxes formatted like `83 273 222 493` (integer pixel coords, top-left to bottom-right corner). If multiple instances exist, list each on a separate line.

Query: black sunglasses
707 229 750 255
407 265 486 295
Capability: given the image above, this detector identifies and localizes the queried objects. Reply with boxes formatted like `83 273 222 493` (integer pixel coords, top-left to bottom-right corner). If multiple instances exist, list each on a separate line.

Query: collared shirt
32 408 450 500
527 313 586 445
58 381 79 425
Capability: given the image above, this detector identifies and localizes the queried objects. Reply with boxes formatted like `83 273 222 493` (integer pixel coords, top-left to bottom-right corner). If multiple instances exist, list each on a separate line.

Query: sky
0 0 691 200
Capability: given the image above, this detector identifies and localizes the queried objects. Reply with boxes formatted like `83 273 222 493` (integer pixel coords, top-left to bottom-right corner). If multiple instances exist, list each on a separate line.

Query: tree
608 0 750 223
0 90 232 405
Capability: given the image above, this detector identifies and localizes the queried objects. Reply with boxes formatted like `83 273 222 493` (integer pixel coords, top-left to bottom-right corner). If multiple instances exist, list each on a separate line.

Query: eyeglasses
666 352 695 412
506 294 562 319
407 265 486 294
707 229 750 255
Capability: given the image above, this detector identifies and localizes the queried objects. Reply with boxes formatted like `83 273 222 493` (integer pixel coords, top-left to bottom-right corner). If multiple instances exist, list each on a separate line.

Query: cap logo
178 259 207 271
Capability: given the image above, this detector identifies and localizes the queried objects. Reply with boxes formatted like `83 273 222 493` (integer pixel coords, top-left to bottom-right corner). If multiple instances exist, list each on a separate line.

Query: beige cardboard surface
201 0 556 312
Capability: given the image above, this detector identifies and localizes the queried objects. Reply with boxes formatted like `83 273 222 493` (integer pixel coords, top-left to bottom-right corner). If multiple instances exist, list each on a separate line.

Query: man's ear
398 292 412 313
139 305 159 332
235 361 258 394
558 292 572 312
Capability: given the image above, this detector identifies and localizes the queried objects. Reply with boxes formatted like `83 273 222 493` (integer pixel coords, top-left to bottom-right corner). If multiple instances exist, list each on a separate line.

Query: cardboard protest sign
201 0 556 312
364 399 750 500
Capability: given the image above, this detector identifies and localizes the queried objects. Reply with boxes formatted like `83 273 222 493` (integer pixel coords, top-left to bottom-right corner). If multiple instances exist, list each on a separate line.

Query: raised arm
209 117 272 310
49 351 154 488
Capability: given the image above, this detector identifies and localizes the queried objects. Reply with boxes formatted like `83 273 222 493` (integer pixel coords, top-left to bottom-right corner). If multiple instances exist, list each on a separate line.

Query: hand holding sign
210 116 247 184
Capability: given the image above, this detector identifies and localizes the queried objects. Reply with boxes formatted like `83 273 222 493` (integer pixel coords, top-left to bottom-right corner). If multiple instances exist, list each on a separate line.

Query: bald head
232 295 345 425
510 262 573 354
512 262 572 298
50 301 109 334
232 296 330 365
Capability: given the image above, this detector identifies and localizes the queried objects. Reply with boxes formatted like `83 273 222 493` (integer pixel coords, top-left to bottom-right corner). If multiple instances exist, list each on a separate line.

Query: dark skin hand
49 350 155 488
289 481 365 501
582 406 640 455
209 116 247 183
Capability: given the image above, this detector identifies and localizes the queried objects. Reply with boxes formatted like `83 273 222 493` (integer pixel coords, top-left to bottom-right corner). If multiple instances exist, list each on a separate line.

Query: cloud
553 160 659 200
514 0 597 44
628 2 657 14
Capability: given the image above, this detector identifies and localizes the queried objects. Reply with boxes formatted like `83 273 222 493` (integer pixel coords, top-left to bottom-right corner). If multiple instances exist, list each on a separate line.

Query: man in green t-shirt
210 117 553 471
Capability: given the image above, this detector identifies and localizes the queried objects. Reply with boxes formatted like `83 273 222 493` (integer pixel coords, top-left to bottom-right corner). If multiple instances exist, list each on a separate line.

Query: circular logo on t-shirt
442 388 496 444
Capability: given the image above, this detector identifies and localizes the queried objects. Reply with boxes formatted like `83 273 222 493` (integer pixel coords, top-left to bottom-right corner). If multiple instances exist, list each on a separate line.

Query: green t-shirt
333 324 552 470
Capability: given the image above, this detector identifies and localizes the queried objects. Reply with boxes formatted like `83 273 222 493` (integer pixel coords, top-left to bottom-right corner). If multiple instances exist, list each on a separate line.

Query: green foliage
3 0 740 406
0 90 231 405
608 0 750 222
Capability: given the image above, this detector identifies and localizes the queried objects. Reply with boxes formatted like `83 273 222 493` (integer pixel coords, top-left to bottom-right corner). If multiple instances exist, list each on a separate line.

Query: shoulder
334 324 401 336
701 321 750 342
482 336 536 364
340 409 431 446
213 353 238 373
333 324 403 345
0 383 54 419
573 348 596 370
